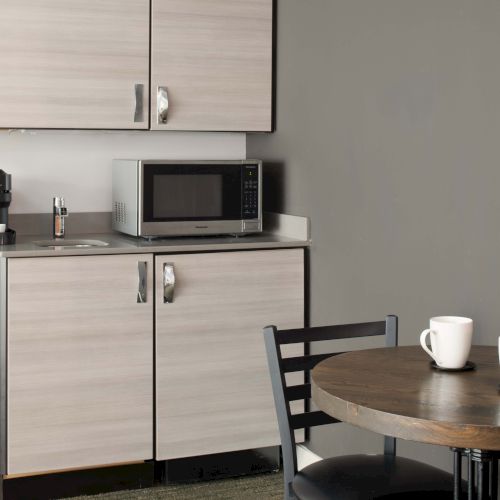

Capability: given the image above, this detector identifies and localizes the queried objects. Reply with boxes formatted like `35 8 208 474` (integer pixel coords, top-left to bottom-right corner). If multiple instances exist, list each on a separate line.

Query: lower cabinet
4 247 304 474
6 254 154 474
155 249 304 460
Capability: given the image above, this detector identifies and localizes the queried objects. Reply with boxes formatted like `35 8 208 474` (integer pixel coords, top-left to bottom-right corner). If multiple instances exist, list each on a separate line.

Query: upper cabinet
0 0 150 130
0 0 273 132
151 0 273 132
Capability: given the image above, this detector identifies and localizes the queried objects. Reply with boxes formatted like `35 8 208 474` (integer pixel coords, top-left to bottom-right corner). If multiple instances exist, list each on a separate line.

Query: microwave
112 159 262 238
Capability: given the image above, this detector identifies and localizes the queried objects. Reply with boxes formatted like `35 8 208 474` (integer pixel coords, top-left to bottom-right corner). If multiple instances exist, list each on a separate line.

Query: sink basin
33 239 109 249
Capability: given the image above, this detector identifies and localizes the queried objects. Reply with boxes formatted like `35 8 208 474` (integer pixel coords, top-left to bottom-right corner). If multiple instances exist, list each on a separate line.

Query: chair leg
286 481 298 500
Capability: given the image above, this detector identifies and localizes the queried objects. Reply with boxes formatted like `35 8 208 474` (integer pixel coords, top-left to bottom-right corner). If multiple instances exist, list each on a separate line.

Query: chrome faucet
53 196 68 239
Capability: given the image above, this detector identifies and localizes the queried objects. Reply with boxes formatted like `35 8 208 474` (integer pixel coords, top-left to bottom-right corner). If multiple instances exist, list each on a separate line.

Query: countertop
0 231 310 258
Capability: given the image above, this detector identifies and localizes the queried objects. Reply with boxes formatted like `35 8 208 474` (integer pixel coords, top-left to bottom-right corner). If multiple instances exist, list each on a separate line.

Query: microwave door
152 174 224 219
140 163 244 236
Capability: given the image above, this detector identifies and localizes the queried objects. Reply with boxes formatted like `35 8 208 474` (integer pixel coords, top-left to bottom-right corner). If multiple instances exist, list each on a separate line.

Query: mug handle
420 329 439 364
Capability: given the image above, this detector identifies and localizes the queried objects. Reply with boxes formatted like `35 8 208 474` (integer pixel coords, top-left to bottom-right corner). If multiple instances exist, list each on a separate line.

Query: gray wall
248 0 500 471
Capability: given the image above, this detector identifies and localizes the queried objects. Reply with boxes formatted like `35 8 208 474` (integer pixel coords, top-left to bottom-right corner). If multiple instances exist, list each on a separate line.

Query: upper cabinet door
0 0 150 129
151 0 273 132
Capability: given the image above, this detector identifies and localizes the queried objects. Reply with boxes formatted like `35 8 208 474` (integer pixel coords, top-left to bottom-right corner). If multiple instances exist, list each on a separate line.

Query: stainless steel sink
33 239 109 249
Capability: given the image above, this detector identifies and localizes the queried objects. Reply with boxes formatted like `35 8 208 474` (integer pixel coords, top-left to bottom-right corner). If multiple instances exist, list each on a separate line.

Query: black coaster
430 360 476 372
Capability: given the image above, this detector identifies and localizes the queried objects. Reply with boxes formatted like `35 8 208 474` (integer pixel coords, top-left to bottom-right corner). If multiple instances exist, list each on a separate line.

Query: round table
311 345 500 500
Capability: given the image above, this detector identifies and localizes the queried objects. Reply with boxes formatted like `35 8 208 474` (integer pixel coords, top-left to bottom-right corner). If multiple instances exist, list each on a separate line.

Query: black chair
263 315 456 500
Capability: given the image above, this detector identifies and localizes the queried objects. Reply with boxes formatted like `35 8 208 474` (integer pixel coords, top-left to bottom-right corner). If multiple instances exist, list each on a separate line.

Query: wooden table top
311 345 500 450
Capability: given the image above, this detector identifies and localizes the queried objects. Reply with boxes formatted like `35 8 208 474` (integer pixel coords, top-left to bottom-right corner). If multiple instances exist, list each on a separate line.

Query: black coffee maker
0 170 16 245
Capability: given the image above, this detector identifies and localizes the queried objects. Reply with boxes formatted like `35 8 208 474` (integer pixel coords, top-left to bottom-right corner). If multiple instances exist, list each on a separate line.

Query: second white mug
420 316 473 369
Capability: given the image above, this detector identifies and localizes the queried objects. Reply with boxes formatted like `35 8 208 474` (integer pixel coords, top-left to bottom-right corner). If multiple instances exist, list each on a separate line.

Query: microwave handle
157 86 169 124
163 263 175 303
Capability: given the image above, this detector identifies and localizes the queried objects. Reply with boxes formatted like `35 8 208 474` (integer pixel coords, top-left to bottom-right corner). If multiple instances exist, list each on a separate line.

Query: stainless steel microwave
112 159 262 238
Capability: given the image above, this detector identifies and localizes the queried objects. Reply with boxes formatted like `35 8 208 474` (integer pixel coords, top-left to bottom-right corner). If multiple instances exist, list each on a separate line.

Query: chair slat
281 352 344 373
285 383 311 401
290 411 339 429
276 321 386 345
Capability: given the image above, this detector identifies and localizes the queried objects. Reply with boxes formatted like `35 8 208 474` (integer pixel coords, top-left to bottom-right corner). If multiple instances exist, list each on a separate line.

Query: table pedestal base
452 448 500 500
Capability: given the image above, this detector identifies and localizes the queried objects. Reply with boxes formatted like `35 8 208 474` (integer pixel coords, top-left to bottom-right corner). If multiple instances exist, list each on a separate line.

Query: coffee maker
0 170 16 245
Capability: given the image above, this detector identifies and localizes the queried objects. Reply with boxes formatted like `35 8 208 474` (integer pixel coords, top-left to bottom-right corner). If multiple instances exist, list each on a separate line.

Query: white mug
420 316 473 369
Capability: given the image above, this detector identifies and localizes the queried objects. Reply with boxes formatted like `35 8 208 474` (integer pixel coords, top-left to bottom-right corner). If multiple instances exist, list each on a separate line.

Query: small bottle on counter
53 196 68 239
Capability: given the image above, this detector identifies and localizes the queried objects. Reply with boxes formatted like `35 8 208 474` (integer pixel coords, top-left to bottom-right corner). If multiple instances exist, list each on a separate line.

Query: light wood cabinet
155 249 304 460
0 0 150 129
3 247 304 475
6 254 154 474
0 0 272 131
151 0 273 131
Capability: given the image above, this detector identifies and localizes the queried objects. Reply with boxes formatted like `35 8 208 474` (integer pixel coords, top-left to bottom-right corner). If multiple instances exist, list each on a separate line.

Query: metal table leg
450 448 500 500
470 449 500 500
465 449 475 500
452 448 464 500
477 460 488 500
491 457 498 500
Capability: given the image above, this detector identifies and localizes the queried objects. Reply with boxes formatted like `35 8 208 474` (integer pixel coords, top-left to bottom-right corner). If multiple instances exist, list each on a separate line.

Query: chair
263 315 456 499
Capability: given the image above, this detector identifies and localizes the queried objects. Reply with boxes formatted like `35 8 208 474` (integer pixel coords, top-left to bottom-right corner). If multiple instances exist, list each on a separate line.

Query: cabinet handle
137 261 147 303
134 84 144 123
163 263 175 303
157 86 169 124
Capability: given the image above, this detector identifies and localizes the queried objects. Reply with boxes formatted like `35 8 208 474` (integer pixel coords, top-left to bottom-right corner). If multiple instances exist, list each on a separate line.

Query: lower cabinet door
7 254 154 474
155 249 304 460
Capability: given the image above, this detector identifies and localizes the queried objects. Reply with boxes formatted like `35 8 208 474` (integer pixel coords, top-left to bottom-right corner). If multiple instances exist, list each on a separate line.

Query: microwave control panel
242 164 259 220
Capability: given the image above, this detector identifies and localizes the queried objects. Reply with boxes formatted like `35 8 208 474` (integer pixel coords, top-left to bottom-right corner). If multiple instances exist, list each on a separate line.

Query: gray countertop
0 231 310 258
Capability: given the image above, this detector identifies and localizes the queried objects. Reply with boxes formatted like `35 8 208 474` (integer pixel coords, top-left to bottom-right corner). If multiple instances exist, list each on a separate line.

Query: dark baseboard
160 446 280 484
4 462 154 500
3 448 280 499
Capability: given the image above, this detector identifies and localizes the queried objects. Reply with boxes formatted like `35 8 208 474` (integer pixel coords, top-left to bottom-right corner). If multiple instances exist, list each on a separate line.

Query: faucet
53 196 68 239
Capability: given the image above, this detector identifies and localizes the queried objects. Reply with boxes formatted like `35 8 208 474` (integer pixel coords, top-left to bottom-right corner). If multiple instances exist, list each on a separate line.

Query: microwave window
153 174 223 218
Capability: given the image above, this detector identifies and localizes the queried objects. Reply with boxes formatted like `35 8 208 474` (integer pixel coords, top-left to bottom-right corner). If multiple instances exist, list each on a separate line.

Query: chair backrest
263 315 398 498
